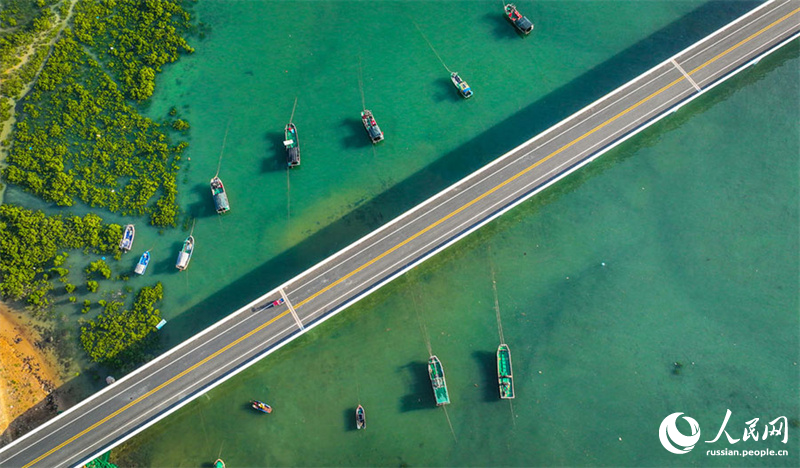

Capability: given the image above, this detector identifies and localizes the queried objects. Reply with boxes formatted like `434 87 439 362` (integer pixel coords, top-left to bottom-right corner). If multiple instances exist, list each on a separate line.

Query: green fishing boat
214 459 225 468
497 343 515 399
428 355 450 406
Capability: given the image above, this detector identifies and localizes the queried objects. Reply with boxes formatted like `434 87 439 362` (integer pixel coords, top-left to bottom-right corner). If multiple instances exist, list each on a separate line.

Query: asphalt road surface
1 1 798 466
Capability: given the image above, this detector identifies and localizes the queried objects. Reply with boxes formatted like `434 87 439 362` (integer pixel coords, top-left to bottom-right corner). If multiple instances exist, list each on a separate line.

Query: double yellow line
22 5 798 467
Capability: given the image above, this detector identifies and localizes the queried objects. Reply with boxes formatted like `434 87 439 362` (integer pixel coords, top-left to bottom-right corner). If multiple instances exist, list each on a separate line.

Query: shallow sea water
7 0 799 466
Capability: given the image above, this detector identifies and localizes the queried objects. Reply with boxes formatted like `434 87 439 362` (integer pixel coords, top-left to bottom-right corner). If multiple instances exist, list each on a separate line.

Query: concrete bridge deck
1 1 798 466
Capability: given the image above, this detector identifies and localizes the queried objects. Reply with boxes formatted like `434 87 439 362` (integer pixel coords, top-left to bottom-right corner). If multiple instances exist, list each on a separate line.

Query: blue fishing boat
134 251 150 275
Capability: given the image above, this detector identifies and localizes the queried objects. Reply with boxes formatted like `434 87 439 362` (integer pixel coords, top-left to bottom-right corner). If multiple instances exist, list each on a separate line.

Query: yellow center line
24 6 799 468
294 6 799 312
688 7 800 76
22 311 291 468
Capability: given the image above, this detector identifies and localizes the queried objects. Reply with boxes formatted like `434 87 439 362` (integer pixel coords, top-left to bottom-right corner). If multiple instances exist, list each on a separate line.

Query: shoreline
0 302 66 445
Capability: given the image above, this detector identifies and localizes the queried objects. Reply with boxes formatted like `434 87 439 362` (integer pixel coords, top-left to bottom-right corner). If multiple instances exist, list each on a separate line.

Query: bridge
1 1 798 466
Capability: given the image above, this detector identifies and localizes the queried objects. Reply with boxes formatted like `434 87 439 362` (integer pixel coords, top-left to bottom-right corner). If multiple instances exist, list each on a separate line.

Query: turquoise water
4 0 797 465
99 1 799 467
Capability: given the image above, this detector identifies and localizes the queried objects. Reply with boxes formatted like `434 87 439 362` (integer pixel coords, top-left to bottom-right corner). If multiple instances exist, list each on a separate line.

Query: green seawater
5 0 798 465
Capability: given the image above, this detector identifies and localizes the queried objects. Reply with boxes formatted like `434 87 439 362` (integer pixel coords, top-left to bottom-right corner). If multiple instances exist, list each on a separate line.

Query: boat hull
284 123 301 167
428 355 450 406
356 405 366 430
210 177 230 214
361 110 384 143
497 344 515 399
450 73 473 98
134 251 150 275
251 400 272 414
504 4 534 35
119 224 135 251
176 235 194 271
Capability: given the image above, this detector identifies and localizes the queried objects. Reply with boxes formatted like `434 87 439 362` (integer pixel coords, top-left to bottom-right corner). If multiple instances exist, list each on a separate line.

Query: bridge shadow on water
161 0 767 346
9 0 798 450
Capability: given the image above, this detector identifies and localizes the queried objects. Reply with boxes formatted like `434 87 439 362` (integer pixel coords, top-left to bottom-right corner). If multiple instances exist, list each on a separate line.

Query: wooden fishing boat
504 3 534 35
210 176 230 213
119 224 135 251
361 110 384 143
175 235 194 271
284 123 301 167
214 459 226 468
134 251 150 275
356 404 366 430
450 72 473 98
428 355 450 406
251 400 273 414
497 343 515 399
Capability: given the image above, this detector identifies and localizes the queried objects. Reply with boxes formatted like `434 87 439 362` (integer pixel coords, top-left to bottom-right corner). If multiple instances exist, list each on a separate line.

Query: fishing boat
119 224 135 252
134 251 150 275
175 235 194 271
428 355 450 406
497 343 515 399
361 110 384 143
450 72 473 98
284 123 300 167
251 400 273 414
355 405 366 430
504 3 534 35
214 459 226 468
210 176 230 214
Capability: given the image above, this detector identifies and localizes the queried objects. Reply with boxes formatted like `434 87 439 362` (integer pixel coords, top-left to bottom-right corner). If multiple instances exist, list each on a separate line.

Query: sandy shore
0 303 64 445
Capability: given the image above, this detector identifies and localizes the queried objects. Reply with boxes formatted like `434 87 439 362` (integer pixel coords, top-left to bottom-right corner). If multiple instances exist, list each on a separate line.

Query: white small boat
176 235 194 271
119 224 135 251
450 72 473 98
134 251 150 275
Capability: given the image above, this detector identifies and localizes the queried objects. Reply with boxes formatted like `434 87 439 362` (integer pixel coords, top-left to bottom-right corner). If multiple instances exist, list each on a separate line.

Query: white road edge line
65 28 800 466
0 1 793 462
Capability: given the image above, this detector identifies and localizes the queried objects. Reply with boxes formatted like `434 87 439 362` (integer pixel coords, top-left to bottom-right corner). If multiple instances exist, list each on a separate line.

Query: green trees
80 283 164 369
2 0 194 227
0 205 121 309
85 260 112 279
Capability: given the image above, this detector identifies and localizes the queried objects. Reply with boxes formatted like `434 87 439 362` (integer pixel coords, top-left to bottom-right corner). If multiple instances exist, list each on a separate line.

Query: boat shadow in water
149 240 187 274
340 117 373 150
472 350 499 403
185 183 220 219
434 77 462 103
153 0 766 380
343 407 359 431
398 361 437 412
262 131 289 173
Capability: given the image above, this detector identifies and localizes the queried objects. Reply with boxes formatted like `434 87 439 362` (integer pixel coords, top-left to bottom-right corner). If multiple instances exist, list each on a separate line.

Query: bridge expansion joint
279 288 304 330
671 58 702 92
